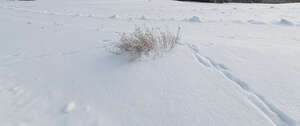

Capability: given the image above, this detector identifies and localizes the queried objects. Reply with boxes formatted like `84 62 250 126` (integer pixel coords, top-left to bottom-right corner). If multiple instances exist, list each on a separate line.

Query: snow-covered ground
1 0 300 126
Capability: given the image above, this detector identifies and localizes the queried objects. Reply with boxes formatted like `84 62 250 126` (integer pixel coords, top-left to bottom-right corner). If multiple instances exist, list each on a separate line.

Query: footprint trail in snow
186 43 295 126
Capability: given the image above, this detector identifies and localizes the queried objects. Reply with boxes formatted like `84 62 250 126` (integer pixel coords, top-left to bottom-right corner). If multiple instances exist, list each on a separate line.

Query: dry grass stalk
117 27 180 59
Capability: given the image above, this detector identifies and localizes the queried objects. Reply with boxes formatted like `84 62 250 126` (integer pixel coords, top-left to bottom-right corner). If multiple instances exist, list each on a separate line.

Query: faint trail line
186 43 295 126
0 5 176 23
0 5 106 20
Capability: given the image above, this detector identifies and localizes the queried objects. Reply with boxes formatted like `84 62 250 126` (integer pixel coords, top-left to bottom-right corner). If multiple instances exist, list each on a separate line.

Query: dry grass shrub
116 27 181 59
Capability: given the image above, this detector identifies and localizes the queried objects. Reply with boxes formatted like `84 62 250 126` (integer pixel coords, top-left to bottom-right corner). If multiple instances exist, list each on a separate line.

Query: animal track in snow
9 87 24 95
186 43 295 126
194 54 211 67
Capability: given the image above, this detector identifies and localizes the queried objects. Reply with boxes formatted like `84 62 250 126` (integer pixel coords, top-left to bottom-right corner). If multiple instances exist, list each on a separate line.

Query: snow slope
1 0 300 126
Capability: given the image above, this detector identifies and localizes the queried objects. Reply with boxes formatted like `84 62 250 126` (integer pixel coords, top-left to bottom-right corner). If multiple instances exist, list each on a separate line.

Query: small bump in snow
110 14 119 19
64 102 76 113
10 87 24 95
248 20 266 25
279 19 294 26
139 15 147 20
185 16 201 23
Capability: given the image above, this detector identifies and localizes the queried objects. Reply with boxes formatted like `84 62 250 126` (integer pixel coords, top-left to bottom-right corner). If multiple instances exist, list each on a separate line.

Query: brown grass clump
117 27 180 59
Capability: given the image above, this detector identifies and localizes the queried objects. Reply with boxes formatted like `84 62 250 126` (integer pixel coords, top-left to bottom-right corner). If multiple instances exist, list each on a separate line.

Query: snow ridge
186 43 296 126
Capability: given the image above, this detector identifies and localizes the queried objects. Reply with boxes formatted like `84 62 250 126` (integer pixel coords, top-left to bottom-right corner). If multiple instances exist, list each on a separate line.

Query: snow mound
64 102 76 113
278 18 294 26
139 15 147 20
110 14 120 19
186 16 201 23
248 20 266 25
